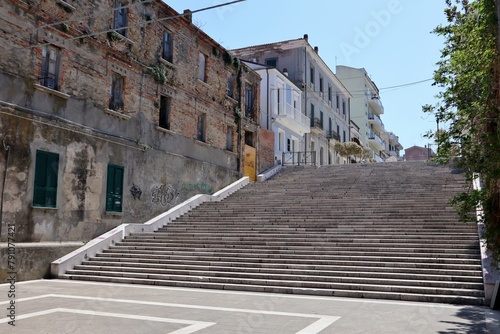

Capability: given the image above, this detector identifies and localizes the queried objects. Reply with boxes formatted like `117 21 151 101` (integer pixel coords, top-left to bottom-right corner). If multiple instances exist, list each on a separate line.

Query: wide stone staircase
61 161 485 305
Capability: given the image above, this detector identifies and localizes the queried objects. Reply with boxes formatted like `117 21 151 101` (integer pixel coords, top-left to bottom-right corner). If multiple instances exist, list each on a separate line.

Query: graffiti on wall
130 184 142 200
151 184 179 207
180 182 213 195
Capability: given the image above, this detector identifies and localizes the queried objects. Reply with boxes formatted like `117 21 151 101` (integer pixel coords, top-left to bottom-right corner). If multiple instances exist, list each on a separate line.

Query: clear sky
164 0 449 151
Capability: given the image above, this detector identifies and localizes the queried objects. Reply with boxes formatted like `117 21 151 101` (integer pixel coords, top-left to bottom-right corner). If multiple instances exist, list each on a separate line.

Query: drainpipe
0 137 10 239
266 68 270 130
304 45 308 164
236 67 243 176
348 97 351 164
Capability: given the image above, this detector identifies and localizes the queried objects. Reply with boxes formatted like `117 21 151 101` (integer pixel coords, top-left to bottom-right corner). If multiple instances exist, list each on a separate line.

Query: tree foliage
424 0 500 262
334 142 372 161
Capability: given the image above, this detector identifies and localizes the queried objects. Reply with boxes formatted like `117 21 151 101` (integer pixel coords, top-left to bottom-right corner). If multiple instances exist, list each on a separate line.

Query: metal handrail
282 151 316 166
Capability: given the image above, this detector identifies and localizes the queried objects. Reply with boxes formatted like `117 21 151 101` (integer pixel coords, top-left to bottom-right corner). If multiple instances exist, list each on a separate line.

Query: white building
232 35 352 166
336 65 402 162
382 131 403 160
243 61 310 165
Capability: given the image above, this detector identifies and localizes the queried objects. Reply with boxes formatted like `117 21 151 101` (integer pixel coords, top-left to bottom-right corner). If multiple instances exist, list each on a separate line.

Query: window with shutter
110 72 124 111
33 150 59 208
106 164 124 212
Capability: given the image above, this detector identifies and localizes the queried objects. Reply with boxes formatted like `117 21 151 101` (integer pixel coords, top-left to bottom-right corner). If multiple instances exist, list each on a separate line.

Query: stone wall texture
0 0 261 241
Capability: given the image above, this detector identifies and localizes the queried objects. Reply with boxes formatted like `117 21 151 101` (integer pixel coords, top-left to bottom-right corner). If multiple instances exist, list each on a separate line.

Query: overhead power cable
3 0 245 52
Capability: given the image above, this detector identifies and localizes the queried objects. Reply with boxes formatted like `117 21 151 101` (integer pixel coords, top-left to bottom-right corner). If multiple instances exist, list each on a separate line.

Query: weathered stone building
0 0 261 242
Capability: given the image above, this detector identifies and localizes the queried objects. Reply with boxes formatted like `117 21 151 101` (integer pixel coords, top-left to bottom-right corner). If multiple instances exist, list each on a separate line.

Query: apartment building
0 0 261 241
336 65 402 162
242 61 310 166
232 35 352 166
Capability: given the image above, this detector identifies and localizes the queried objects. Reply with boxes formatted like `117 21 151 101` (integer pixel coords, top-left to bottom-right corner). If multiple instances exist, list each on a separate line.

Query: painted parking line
2 293 341 334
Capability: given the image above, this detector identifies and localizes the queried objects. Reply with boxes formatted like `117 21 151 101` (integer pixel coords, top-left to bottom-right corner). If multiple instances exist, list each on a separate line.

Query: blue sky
164 0 449 151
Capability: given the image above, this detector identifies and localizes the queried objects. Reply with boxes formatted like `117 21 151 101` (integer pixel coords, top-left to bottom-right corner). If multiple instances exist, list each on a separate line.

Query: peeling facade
0 0 261 241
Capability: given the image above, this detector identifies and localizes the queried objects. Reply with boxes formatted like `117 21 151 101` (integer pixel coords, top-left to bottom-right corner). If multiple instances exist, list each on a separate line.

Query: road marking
0 307 216 333
3 293 340 334
29 279 471 309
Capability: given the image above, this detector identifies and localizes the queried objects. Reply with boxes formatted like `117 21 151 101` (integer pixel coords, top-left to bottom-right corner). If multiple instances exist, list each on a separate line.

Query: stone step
79 260 484 280
70 265 485 290
91 255 482 272
113 240 480 250
96 251 482 266
59 274 484 306
106 245 481 258
63 269 484 298
61 162 484 305
124 233 479 241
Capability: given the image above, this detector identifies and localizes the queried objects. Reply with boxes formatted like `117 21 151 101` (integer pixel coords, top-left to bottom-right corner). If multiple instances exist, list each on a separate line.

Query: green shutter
33 150 59 208
106 164 124 212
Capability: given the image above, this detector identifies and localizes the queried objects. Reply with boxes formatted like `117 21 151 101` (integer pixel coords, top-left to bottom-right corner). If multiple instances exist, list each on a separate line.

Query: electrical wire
2 0 245 52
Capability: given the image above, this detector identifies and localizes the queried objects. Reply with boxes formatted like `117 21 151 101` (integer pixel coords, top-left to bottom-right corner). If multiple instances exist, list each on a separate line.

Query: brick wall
0 0 260 241
259 128 275 172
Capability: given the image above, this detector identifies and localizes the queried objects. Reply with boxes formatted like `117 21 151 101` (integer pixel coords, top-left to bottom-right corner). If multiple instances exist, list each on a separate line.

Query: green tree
424 0 500 262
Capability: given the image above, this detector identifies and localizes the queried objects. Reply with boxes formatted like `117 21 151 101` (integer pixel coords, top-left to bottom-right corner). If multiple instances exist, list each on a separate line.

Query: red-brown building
0 0 262 241
404 145 435 161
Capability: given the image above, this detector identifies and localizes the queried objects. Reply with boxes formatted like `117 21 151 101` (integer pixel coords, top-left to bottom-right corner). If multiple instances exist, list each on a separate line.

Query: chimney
314 46 319 54
303 34 308 41
183 9 192 23
283 68 288 76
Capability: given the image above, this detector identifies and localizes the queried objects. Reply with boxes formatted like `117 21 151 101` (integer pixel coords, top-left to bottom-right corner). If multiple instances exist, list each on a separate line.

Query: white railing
276 103 310 128
50 177 250 277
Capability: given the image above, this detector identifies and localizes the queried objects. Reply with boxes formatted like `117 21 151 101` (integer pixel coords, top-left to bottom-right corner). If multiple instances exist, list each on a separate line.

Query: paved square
0 279 499 333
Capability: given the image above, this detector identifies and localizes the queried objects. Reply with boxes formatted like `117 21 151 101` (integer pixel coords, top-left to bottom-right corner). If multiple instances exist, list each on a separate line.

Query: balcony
274 103 310 136
310 117 323 135
368 131 386 151
368 96 384 115
368 112 384 131
326 131 340 142
388 133 403 151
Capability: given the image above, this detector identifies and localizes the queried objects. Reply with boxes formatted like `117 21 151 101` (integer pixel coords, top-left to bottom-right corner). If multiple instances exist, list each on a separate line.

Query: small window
343 130 347 143
40 45 60 90
245 132 253 147
198 52 206 82
245 85 254 119
278 132 284 151
310 103 315 127
106 164 124 212
342 101 346 115
265 58 277 68
227 74 233 97
33 150 59 208
287 138 291 152
336 95 340 109
162 31 173 63
159 96 170 129
197 113 206 142
328 85 332 102
110 72 124 111
226 126 233 151
310 65 315 87
319 76 324 94
113 1 128 37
